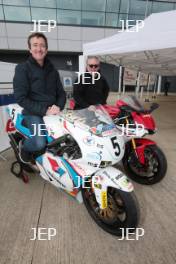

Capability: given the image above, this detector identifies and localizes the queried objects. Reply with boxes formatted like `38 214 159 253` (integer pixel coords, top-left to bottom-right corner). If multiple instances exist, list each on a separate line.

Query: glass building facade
0 0 176 28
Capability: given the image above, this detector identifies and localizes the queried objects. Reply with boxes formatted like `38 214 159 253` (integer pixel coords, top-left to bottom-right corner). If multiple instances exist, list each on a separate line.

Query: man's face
29 37 47 63
87 58 100 73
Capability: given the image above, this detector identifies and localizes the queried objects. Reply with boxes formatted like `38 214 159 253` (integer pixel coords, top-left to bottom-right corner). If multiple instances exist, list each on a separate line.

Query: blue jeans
23 115 47 153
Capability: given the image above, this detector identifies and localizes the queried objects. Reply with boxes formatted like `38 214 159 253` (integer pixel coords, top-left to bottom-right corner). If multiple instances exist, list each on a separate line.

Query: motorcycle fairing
131 112 156 131
7 104 58 143
36 152 83 192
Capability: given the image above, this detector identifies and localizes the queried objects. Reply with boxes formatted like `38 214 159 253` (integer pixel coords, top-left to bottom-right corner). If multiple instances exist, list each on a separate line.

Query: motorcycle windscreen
61 105 116 136
120 95 145 112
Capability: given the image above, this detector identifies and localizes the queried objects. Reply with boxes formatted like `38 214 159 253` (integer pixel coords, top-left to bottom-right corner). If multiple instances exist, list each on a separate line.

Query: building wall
0 22 119 52
1 0 176 91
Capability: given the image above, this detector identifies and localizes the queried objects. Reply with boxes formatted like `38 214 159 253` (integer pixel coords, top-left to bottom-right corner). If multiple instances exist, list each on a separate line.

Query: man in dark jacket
73 56 110 109
13 32 66 162
164 79 170 96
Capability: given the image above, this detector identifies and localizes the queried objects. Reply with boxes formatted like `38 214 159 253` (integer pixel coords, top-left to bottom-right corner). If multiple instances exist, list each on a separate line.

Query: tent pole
136 71 141 97
118 65 122 98
157 75 162 95
145 74 151 102
152 75 157 99
140 86 144 99
123 84 125 95
79 55 86 73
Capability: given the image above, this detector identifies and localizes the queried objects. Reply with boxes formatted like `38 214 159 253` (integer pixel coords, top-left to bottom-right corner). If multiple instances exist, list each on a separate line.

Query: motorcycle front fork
125 118 138 158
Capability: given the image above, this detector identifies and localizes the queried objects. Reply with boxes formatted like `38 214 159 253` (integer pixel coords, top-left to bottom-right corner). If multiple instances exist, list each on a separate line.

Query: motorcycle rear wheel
123 144 167 185
82 186 139 236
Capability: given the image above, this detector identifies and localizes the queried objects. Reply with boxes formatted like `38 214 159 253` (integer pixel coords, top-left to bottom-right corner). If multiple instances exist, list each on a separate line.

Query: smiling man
13 33 66 163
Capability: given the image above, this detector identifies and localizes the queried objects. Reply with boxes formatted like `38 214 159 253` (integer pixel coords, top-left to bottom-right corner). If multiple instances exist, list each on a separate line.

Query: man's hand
46 105 60 115
88 105 96 111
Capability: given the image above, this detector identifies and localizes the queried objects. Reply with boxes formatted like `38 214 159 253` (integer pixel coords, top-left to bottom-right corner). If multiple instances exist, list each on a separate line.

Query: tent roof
83 10 176 76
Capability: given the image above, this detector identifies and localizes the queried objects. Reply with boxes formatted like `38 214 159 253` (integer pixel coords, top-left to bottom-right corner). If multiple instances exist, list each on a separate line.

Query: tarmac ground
0 93 176 264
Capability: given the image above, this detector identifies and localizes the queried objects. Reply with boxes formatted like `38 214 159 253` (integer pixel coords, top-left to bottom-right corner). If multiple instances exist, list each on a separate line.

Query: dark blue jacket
13 56 66 116
73 72 109 109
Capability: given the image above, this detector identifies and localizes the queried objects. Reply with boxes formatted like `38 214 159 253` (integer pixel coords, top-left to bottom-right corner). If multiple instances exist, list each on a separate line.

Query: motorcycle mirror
150 103 159 112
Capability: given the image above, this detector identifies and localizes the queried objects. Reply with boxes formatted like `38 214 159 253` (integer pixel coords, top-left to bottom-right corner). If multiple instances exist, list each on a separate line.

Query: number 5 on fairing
111 136 120 156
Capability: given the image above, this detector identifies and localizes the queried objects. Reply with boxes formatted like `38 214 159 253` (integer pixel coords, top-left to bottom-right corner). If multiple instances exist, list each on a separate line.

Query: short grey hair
86 56 100 64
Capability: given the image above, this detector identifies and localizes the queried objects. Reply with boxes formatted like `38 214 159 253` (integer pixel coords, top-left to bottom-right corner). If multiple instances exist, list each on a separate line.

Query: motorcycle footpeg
11 161 23 178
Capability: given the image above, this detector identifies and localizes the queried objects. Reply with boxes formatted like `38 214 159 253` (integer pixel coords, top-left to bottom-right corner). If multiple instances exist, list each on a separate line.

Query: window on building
106 12 118 27
57 9 81 25
56 0 81 10
0 5 4 20
129 0 146 15
152 1 174 13
118 13 128 28
3 0 30 6
30 0 56 8
3 5 31 21
106 0 120 13
119 0 129 13
82 0 106 12
82 11 105 26
31 7 56 21
128 14 145 21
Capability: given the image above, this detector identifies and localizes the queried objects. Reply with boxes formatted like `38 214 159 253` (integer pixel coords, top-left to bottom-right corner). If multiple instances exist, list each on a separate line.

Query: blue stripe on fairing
46 136 54 143
57 167 65 177
60 157 82 187
0 94 15 106
15 114 54 143
16 114 31 137
36 155 43 164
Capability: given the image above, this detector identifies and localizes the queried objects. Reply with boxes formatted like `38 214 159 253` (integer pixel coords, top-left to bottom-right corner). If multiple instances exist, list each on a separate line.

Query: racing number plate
111 136 121 156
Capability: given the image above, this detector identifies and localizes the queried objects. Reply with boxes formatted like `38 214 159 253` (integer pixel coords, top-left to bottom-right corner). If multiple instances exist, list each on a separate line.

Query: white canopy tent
83 10 176 76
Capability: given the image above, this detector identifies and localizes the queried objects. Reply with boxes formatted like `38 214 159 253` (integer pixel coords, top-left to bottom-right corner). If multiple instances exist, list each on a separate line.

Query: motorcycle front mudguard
91 166 134 209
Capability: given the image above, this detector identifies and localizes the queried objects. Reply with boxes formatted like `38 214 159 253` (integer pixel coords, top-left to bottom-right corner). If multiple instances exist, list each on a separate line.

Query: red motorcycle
69 96 167 185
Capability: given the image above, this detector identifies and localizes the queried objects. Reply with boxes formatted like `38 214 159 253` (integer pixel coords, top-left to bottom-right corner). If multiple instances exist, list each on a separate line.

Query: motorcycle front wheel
123 144 167 185
82 186 139 236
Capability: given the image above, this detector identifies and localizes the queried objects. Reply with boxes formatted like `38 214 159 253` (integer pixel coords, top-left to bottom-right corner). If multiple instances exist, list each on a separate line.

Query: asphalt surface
0 94 176 264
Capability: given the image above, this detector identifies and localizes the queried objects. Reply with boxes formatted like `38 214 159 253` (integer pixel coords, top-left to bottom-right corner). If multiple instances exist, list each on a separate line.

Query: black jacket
13 56 66 116
73 72 110 109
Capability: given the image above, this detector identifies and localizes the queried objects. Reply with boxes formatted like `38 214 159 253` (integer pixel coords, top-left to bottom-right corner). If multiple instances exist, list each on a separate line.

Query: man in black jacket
73 56 110 109
13 32 66 162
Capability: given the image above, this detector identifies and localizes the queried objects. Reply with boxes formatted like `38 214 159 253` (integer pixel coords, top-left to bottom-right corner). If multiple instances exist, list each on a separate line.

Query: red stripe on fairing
63 120 72 134
66 160 85 178
64 120 68 130
48 156 59 171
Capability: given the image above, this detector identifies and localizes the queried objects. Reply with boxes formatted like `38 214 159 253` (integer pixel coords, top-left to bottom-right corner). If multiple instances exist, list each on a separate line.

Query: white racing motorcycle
6 104 139 236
